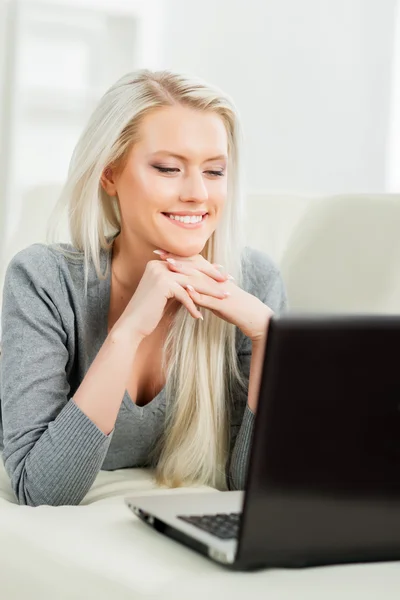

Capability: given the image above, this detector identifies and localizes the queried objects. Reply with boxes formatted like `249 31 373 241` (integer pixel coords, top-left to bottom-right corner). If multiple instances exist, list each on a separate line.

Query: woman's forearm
73 323 143 434
247 335 267 413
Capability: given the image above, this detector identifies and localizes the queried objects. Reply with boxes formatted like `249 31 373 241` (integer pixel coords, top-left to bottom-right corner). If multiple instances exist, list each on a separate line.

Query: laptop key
178 512 241 540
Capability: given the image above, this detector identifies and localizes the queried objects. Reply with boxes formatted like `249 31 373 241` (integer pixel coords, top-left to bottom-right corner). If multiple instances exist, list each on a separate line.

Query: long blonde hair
50 70 247 489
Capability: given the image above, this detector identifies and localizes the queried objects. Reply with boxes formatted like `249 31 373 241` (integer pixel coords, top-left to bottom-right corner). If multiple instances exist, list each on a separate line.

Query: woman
0 70 287 507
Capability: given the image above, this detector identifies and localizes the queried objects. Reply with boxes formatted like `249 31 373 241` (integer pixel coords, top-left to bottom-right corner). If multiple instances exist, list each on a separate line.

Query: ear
100 166 118 196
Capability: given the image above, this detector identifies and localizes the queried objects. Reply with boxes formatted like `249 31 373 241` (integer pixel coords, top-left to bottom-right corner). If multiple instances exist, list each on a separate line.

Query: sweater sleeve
0 245 113 506
227 248 288 490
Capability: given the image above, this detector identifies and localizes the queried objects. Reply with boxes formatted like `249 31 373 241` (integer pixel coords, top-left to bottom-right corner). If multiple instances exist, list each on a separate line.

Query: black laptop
126 315 400 570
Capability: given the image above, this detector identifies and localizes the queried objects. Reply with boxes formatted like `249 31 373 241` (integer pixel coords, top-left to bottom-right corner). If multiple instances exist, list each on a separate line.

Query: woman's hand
115 256 235 341
155 250 274 342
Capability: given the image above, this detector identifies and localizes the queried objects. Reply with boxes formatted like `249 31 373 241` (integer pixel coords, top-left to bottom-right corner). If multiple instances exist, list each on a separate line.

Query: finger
164 256 229 283
172 281 203 320
186 286 229 311
154 249 233 280
164 259 198 277
172 272 231 299
165 261 225 295
165 258 228 286
212 264 235 281
160 260 230 300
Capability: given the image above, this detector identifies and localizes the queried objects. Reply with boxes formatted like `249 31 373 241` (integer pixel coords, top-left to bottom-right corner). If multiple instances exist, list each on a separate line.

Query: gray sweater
0 243 287 506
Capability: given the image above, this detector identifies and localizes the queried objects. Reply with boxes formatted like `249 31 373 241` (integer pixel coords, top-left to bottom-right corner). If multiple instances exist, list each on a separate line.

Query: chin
166 241 207 257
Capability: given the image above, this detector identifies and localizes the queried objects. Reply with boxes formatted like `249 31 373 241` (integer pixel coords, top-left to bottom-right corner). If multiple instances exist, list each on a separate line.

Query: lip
162 211 208 217
161 213 208 229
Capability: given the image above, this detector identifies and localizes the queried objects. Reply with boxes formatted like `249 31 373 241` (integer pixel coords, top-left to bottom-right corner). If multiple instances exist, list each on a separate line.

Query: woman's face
102 105 229 257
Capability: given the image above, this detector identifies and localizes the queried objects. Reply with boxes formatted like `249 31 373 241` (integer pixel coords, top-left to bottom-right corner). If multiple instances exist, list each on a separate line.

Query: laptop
125 314 400 570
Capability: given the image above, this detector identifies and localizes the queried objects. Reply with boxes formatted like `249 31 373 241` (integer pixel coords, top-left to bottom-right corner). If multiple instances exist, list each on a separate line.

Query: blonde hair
50 70 247 489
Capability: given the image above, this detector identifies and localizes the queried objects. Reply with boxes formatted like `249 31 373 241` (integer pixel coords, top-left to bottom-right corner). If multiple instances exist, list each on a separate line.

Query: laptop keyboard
177 512 241 540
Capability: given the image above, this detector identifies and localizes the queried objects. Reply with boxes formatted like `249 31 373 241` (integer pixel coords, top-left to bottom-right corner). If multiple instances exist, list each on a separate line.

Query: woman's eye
153 165 180 174
206 170 225 177
153 165 224 176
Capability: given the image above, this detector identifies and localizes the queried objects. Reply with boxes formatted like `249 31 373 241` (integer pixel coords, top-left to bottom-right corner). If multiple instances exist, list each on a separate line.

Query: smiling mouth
161 213 208 224
161 212 208 228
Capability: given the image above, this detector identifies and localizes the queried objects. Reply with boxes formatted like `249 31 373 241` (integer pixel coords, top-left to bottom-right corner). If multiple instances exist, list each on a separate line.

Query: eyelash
153 166 225 177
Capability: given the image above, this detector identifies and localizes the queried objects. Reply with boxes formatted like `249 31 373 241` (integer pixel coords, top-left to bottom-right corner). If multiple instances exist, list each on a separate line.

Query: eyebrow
150 151 228 162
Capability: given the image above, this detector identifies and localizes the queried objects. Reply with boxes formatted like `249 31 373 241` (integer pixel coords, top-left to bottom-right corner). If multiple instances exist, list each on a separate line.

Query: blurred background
0 0 399 300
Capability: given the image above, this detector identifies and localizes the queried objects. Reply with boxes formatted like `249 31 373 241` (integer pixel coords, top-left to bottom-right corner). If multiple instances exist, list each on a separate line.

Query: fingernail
214 264 234 280
213 264 227 275
153 250 166 255
186 284 195 292
166 258 176 265
223 291 231 297
198 315 204 321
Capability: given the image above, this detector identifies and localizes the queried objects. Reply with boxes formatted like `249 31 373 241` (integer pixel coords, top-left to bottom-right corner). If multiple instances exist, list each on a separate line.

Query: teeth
168 214 204 224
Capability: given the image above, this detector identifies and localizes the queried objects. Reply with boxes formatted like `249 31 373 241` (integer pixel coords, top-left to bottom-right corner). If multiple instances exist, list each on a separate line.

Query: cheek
135 169 179 208
210 180 228 209
150 178 180 203
118 167 177 213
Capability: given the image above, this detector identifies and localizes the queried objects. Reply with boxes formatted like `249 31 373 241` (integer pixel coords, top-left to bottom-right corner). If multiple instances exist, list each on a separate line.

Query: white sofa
246 192 400 313
1 192 400 598
2 461 400 600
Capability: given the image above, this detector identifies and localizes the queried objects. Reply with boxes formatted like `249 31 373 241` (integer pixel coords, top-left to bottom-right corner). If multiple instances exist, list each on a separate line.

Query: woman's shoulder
7 241 77 270
242 246 280 291
241 245 280 281
240 246 287 313
6 243 60 277
4 242 86 290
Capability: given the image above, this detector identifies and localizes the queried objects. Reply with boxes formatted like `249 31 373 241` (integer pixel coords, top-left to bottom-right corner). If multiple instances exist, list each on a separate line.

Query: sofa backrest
278 194 400 313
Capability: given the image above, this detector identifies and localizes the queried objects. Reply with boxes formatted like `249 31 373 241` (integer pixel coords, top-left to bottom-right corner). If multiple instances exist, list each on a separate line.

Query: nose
179 171 208 203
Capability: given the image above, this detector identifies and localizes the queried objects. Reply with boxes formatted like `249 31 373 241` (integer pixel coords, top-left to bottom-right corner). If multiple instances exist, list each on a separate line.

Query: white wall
0 0 162 264
0 0 9 236
160 0 398 194
387 2 400 191
0 0 398 277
